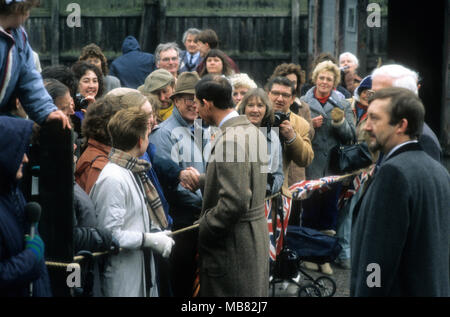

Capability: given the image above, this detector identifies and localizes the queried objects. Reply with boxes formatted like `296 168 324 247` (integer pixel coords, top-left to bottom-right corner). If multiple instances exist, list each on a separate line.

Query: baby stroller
269 196 341 297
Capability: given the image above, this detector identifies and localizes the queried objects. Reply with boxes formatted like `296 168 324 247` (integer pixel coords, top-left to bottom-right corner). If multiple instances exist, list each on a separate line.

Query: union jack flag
288 175 343 201
265 194 292 261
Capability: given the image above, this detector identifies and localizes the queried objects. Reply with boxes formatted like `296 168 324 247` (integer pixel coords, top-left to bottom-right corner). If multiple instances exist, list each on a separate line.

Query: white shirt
218 110 239 128
383 140 419 163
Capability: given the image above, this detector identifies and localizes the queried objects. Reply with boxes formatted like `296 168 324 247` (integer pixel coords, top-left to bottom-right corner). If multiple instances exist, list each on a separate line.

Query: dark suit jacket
351 142 450 296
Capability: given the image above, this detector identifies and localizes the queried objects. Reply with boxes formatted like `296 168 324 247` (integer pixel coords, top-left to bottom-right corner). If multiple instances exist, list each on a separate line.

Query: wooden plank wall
25 0 386 88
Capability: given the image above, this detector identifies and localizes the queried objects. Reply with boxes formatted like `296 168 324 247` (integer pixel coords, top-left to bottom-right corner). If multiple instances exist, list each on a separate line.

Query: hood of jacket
0 117 33 190
122 36 141 54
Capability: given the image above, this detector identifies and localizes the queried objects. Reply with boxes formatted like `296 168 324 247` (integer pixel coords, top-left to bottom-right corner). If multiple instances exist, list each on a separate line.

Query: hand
85 95 96 105
311 115 324 128
25 234 45 262
144 231 175 258
279 120 296 141
180 167 200 192
331 107 345 125
46 110 71 130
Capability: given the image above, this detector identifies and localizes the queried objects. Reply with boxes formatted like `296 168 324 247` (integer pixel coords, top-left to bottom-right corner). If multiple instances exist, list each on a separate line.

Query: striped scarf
109 148 168 229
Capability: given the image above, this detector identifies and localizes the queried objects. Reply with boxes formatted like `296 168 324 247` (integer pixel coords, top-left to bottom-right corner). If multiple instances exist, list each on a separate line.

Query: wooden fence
26 0 387 87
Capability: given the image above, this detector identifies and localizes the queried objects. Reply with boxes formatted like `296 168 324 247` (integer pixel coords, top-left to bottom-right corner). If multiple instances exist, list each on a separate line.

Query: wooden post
291 0 300 64
313 0 320 57
140 0 159 53
357 0 369 75
334 0 341 57
158 0 167 44
50 0 59 66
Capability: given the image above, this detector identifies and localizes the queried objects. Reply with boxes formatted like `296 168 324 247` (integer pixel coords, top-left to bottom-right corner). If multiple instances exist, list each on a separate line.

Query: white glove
144 231 175 258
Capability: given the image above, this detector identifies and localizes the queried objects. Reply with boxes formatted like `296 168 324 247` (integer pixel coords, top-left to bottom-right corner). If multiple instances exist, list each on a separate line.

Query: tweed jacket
198 115 269 297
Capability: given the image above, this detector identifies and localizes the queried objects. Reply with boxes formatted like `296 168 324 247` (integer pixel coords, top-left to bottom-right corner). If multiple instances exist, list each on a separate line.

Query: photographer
267 77 314 198
71 61 104 137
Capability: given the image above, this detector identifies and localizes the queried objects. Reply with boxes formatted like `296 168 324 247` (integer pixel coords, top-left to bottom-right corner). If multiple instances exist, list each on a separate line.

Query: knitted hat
138 69 174 94
354 75 372 101
170 71 200 99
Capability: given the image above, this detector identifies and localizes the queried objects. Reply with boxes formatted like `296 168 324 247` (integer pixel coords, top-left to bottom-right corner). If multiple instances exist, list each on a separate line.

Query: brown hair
199 49 232 77
107 107 150 152
81 97 123 146
237 88 274 127
79 43 109 75
196 29 219 48
0 0 39 16
270 63 306 97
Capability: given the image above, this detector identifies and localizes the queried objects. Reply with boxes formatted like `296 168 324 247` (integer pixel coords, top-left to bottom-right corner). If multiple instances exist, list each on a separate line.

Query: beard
367 134 382 153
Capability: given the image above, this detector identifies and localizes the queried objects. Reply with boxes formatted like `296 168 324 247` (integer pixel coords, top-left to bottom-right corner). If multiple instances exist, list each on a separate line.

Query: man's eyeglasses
183 98 195 106
270 91 292 99
161 57 179 63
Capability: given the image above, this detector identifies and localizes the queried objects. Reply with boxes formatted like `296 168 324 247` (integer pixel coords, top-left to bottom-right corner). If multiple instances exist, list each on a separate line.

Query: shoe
320 262 333 275
301 261 319 271
335 258 351 270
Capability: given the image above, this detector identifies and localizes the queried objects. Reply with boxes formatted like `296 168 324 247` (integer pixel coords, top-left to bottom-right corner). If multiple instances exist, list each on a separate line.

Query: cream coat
90 162 158 297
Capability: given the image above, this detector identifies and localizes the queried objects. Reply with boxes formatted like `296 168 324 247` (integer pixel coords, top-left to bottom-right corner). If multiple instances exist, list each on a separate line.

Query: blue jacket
109 36 156 89
149 107 210 227
0 27 57 125
0 116 52 297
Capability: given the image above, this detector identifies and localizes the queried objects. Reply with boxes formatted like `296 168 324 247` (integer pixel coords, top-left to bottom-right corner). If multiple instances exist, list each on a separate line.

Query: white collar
383 140 419 162
218 111 239 128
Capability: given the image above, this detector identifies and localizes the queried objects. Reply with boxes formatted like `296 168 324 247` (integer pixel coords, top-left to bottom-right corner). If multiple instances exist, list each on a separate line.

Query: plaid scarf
109 148 168 229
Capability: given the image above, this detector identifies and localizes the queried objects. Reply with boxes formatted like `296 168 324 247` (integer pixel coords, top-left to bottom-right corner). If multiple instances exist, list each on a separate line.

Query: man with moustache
350 87 450 296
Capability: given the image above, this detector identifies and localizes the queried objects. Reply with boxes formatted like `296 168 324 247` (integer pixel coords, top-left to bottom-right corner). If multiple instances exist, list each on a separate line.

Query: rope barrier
45 224 201 267
46 167 370 268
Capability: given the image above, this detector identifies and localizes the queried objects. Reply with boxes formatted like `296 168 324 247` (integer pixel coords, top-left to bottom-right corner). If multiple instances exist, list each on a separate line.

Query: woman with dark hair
237 88 283 195
199 49 233 77
75 97 122 194
43 79 74 117
79 43 121 93
71 61 104 135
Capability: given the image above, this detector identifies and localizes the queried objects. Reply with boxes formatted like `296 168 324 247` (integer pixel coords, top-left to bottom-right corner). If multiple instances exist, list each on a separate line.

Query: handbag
329 142 372 174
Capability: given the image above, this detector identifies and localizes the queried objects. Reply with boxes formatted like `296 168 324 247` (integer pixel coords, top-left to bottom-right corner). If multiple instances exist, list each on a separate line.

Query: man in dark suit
351 87 450 296
179 28 203 73
194 75 269 297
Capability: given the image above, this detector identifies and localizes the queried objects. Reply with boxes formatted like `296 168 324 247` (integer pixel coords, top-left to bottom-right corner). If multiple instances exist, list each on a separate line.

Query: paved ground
270 261 350 297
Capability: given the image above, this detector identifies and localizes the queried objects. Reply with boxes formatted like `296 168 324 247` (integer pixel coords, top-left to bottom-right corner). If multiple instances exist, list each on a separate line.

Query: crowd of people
0 0 449 298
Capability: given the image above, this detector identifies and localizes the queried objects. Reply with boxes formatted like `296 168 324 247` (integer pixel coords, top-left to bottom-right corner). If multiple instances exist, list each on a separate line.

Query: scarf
314 88 330 105
109 148 168 229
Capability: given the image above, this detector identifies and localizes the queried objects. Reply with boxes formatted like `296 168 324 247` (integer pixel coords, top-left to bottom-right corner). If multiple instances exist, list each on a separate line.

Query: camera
74 93 89 111
273 111 290 128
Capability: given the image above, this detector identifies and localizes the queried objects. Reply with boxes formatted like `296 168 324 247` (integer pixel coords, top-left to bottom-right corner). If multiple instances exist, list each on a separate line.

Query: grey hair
339 52 359 67
155 42 180 64
182 28 201 43
372 64 419 95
